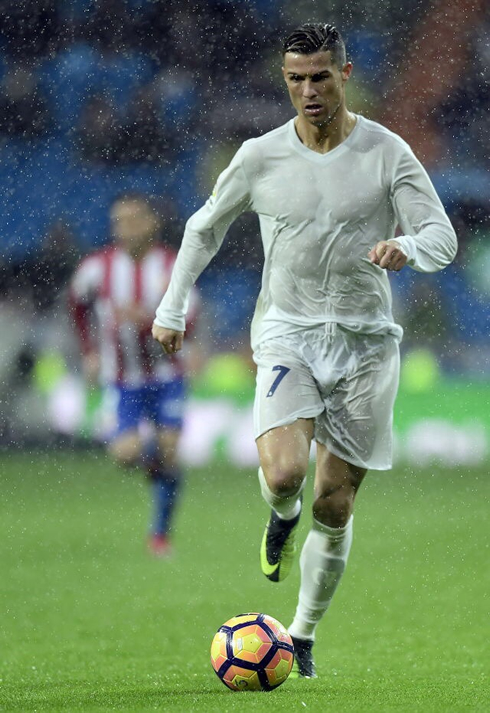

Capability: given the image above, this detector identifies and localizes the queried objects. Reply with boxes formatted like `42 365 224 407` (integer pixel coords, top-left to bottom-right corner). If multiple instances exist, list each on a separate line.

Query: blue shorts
111 378 186 438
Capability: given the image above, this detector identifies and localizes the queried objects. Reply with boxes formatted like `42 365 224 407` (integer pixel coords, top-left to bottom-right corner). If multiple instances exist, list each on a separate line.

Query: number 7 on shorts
267 365 291 398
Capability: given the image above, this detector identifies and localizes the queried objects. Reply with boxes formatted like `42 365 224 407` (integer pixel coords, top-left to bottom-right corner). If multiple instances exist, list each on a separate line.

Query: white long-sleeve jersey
155 115 457 351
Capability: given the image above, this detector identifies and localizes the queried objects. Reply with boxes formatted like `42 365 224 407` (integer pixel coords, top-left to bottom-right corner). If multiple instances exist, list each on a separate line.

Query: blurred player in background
152 24 457 674
70 193 199 557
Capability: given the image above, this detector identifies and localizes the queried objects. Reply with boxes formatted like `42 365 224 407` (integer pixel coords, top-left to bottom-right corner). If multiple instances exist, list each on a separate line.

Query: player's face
110 200 159 254
282 51 352 128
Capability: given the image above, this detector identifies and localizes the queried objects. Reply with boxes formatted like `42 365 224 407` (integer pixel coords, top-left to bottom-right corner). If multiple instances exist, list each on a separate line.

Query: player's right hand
368 240 408 271
152 322 184 354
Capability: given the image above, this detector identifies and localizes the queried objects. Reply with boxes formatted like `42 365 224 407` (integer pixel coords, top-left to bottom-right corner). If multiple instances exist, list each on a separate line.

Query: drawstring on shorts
324 322 337 342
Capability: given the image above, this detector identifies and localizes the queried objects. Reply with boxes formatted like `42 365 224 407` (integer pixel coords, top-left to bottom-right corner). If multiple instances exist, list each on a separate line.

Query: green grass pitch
0 450 488 712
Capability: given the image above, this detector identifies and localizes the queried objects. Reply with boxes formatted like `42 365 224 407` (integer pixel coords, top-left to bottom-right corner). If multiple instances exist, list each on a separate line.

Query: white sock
288 516 353 641
258 467 304 520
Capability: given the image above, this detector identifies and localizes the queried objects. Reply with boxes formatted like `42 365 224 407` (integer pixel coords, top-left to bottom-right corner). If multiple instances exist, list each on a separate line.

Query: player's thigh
108 384 145 434
256 418 314 491
148 378 186 431
106 384 145 465
146 379 185 468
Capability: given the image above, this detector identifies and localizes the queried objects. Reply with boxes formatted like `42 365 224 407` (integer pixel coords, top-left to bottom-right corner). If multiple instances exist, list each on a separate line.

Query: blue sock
152 471 182 536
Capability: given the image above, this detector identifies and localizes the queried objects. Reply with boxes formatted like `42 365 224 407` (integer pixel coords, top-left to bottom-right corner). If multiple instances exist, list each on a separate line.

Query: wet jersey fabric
155 115 457 351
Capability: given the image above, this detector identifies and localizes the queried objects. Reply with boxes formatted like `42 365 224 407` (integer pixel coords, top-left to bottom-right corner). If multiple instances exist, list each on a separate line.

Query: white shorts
253 325 400 470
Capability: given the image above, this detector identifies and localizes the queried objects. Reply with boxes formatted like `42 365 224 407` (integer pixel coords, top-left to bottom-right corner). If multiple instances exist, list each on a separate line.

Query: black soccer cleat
260 508 301 582
290 636 318 679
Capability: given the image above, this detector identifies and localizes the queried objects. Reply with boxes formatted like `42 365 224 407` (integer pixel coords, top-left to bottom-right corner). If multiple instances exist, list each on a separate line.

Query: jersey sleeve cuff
388 236 415 265
153 310 186 332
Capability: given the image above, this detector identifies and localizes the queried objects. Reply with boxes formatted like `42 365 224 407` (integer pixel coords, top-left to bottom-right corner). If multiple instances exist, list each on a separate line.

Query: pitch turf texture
1 451 488 712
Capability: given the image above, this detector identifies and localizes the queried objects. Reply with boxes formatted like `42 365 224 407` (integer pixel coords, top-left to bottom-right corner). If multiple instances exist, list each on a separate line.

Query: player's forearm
154 225 219 330
391 153 458 273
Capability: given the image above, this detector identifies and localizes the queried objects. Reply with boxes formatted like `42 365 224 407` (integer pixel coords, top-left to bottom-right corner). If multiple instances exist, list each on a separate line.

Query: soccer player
70 193 199 557
152 24 457 674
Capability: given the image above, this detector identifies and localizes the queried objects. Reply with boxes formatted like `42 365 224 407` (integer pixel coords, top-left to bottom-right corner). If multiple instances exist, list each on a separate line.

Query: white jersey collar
287 114 361 163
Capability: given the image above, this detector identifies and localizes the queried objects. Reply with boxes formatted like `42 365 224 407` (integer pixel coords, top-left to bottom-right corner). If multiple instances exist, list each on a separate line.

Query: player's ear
342 62 353 83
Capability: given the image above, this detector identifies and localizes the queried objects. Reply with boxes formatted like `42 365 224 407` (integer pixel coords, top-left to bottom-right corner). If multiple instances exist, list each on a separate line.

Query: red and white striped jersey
70 244 199 386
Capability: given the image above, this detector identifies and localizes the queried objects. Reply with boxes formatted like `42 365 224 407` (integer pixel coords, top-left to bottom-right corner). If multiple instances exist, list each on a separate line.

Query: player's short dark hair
282 23 346 67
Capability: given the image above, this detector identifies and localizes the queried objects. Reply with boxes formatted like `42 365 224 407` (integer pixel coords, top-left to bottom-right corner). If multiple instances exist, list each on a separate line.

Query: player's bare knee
108 442 138 469
111 451 136 469
263 462 306 497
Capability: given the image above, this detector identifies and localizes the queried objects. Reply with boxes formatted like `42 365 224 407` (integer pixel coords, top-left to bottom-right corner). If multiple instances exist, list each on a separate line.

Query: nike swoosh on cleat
261 558 280 577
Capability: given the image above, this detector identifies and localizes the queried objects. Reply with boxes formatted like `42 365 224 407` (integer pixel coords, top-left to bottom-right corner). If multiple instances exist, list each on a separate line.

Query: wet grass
0 450 488 711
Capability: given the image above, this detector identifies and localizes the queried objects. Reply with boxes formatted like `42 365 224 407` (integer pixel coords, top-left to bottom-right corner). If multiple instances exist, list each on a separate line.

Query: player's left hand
368 241 408 271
